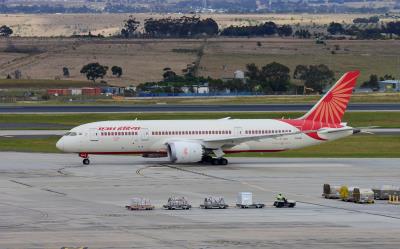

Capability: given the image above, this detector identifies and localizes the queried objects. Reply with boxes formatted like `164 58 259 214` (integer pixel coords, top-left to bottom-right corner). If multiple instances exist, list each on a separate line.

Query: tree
379 74 395 81
327 22 345 35
353 16 379 24
196 18 219 36
111 66 123 77
357 28 383 39
14 69 22 79
245 63 260 81
361 74 379 90
294 29 311 39
163 68 177 81
260 62 290 93
121 16 140 38
277 25 293 37
244 63 261 91
294 64 335 93
261 22 277 35
80 63 108 82
385 21 400 37
62 67 70 77
293 65 308 80
0 25 13 37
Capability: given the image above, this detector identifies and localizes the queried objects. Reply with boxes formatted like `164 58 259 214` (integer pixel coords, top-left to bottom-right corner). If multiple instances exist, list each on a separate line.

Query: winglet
299 71 360 125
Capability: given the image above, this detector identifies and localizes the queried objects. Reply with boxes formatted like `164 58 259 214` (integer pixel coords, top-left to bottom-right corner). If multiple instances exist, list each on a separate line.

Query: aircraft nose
56 138 64 151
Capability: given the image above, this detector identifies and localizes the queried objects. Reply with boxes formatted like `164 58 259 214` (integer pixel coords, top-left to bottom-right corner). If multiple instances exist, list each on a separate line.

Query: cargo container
340 186 357 202
236 192 265 208
47 88 72 96
372 185 400 200
323 184 341 199
81 87 101 96
353 188 375 204
237 192 252 206
70 88 82 95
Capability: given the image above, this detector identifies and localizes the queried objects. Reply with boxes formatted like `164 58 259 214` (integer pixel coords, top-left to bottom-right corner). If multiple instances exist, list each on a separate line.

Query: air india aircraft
56 71 360 165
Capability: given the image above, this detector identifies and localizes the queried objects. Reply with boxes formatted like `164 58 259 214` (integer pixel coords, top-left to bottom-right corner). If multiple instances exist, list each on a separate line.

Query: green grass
0 111 399 129
232 135 400 158
0 135 398 157
0 136 60 153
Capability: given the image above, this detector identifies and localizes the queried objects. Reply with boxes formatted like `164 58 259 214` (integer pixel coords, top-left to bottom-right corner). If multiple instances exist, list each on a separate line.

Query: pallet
125 205 154 211
163 205 192 210
200 204 228 209
236 204 265 209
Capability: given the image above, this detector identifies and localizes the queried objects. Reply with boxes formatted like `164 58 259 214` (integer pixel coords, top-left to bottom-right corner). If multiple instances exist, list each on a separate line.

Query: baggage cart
200 197 229 209
163 197 192 210
125 197 155 210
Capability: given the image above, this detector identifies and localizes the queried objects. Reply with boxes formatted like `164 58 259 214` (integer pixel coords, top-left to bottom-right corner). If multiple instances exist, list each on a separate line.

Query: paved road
0 103 399 113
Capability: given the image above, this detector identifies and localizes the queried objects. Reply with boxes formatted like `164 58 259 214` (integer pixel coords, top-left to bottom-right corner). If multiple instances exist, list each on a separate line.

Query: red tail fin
300 71 360 125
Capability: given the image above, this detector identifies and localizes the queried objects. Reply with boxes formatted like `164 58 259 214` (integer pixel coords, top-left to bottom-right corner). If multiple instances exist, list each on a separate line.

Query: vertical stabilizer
299 71 360 125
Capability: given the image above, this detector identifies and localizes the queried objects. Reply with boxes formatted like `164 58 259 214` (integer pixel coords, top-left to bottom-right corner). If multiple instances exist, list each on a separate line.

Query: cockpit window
64 132 77 136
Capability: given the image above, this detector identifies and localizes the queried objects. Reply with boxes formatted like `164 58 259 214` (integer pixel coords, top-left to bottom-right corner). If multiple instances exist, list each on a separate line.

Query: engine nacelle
167 141 204 163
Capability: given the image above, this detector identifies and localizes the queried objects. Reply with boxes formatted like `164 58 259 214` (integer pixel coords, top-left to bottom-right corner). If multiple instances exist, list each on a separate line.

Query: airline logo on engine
98 126 141 131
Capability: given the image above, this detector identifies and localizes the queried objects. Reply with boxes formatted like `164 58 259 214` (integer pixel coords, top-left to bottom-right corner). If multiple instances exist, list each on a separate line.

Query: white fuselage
56 119 353 155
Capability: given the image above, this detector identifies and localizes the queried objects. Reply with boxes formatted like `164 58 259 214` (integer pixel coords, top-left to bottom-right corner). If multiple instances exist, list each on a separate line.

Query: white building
234 70 245 80
379 80 400 92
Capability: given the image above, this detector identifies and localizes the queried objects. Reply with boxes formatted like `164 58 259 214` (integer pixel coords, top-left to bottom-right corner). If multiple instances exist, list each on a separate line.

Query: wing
201 130 313 149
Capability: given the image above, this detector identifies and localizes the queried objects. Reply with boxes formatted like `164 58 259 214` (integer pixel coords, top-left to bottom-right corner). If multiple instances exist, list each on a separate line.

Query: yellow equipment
388 195 400 205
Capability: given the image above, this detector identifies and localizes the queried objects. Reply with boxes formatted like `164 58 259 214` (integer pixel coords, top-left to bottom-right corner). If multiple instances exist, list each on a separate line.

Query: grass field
0 13 387 37
0 135 398 157
1 38 400 86
1 112 399 129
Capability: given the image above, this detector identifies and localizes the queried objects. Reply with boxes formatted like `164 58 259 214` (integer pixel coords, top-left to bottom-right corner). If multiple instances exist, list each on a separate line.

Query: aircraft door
139 128 150 141
234 127 243 136
89 128 99 141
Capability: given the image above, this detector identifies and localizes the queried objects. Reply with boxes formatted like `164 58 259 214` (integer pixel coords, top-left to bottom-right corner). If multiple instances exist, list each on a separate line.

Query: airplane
56 70 360 165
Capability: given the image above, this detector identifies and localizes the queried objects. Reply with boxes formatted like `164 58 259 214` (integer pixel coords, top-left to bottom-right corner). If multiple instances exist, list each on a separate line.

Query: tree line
220 22 293 37
120 16 218 38
137 62 336 95
327 21 400 39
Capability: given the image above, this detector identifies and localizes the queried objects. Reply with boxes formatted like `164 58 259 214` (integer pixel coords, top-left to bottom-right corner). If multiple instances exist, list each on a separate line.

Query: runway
1 103 400 113
1 153 400 248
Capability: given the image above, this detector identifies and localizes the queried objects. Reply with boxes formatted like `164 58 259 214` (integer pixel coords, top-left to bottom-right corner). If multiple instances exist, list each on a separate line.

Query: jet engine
167 141 204 163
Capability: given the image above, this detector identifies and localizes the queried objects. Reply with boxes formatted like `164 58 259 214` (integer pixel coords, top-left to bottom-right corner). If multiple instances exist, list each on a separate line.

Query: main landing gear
201 155 228 165
79 153 90 165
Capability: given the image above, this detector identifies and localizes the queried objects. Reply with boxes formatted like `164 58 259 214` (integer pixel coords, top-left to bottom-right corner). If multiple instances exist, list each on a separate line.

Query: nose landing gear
79 153 90 165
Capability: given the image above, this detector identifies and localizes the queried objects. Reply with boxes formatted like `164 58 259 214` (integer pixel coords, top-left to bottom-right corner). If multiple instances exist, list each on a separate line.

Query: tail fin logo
300 71 360 125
